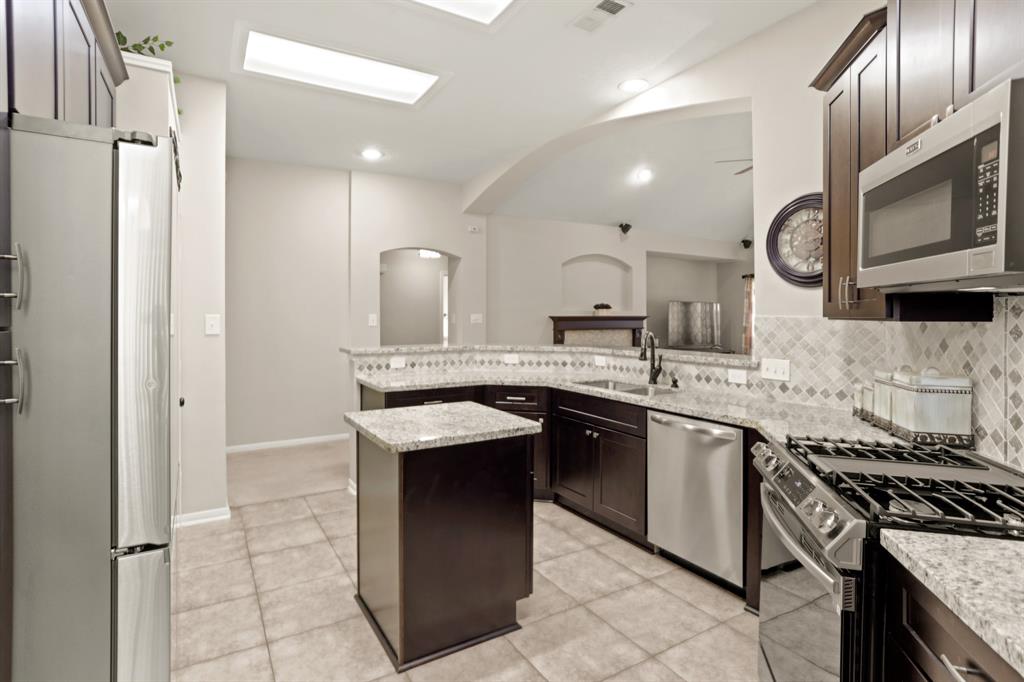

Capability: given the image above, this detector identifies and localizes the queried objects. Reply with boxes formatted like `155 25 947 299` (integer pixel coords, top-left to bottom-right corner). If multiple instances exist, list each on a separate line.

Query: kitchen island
343 401 541 672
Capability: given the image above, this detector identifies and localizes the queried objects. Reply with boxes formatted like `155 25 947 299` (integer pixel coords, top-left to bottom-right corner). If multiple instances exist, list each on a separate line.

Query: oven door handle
760 485 839 610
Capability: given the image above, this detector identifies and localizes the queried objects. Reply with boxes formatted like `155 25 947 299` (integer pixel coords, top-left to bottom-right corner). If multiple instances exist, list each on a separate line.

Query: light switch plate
503 353 520 365
727 368 748 385
470 313 484 324
390 357 406 369
594 355 607 367
368 313 378 327
204 313 221 336
761 358 790 382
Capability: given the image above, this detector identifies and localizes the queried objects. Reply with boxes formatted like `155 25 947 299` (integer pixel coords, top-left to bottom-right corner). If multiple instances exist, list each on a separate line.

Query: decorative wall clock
767 192 824 287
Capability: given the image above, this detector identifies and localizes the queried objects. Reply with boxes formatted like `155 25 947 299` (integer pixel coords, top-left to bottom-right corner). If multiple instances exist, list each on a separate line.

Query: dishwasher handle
650 413 737 441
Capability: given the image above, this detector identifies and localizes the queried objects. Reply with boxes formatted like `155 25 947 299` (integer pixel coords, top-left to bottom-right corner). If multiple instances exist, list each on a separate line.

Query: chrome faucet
639 331 663 385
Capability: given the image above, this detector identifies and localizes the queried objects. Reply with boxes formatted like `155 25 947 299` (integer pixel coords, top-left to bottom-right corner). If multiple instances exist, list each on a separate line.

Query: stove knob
762 454 781 472
816 510 840 534
803 499 824 517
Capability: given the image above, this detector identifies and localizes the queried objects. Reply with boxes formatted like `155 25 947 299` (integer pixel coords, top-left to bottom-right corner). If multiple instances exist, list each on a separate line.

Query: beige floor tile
252 541 345 593
174 530 248 573
239 498 314 529
536 548 643 603
269 618 394 682
171 645 274 682
767 567 830 601
533 520 586 562
228 441 349 507
516 570 577 625
172 596 266 669
656 624 758 682
246 517 327 556
602 658 683 682
317 508 357 539
507 606 646 682
594 538 677 579
175 515 243 541
548 512 619 546
408 636 543 682
760 602 841 676
652 568 746 621
725 611 760 640
331 534 359 577
260 574 360 642
371 673 410 682
532 501 575 523
758 582 809 620
307 489 357 515
586 582 717 655
173 558 255 613
760 637 839 682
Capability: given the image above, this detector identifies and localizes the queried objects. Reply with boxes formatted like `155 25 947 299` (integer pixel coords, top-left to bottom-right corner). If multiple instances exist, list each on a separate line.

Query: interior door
551 416 593 509
114 548 170 682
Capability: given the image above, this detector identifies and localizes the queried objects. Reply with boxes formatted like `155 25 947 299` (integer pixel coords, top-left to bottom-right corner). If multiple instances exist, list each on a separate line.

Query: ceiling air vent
572 0 631 33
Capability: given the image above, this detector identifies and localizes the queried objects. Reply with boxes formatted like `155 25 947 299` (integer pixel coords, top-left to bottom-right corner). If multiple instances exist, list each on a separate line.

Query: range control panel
776 465 813 506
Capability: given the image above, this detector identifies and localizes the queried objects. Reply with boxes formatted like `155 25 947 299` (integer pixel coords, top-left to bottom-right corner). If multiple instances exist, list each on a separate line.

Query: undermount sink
573 379 676 397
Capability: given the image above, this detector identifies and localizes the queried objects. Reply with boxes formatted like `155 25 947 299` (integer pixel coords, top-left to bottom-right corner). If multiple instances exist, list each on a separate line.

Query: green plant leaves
116 32 175 56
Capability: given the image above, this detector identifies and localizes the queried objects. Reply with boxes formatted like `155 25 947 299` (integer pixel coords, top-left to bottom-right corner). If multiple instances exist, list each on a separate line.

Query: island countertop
344 401 542 454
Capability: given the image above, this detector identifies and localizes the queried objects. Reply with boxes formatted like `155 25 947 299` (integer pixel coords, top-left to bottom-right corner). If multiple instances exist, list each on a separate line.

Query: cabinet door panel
551 417 593 509
60 0 93 124
526 414 551 494
954 0 1024 108
887 0 955 148
823 71 852 318
95 47 115 127
592 426 645 535
10 0 58 118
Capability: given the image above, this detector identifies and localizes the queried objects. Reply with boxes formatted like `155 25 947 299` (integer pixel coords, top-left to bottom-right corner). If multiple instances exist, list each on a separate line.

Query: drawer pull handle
939 654 983 682
423 400 443 405
504 396 527 401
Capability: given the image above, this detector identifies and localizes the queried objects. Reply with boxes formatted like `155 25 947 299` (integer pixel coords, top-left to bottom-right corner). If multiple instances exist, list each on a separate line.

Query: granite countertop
355 371 893 445
881 530 1024 677
343 401 542 454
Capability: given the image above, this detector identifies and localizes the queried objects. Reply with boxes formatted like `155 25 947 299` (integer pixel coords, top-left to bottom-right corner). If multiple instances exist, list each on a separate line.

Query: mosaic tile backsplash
350 297 1024 472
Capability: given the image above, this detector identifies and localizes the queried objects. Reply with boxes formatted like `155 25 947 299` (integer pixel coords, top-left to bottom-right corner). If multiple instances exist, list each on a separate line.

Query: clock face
777 207 823 274
767 193 824 287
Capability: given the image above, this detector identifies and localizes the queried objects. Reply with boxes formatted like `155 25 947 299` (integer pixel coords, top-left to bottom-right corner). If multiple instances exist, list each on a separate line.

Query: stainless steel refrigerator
5 115 172 681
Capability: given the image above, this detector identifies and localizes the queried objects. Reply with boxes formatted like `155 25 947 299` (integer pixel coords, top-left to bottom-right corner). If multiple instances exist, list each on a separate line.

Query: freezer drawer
646 412 744 587
115 548 170 682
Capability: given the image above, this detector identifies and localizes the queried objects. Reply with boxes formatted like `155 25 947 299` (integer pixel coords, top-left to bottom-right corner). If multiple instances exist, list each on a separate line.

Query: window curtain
741 274 754 355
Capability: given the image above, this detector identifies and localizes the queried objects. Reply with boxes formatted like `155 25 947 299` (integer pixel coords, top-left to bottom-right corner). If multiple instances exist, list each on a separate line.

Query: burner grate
786 436 984 469
831 471 1024 538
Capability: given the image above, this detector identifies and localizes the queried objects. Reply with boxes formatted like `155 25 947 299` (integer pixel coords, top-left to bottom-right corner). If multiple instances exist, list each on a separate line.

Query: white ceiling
108 0 811 184
495 111 754 241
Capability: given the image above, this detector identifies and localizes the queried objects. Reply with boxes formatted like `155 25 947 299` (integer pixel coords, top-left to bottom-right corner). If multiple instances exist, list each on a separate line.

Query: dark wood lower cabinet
551 416 594 509
882 549 1024 682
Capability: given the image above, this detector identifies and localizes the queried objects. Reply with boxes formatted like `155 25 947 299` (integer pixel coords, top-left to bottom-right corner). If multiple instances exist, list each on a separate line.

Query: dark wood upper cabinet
9 0 60 119
886 0 956 150
954 0 1024 108
822 70 852 318
60 0 94 125
591 425 645 536
95 55 115 128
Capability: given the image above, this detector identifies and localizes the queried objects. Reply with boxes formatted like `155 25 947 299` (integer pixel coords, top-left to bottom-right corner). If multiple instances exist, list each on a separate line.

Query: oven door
758 485 844 682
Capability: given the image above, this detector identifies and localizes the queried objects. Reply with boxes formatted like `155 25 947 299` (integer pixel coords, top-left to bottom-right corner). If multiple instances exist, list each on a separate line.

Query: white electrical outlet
727 368 748 385
503 353 520 365
204 313 221 336
470 313 484 324
594 355 607 367
761 358 791 382
391 357 406 369
368 313 378 327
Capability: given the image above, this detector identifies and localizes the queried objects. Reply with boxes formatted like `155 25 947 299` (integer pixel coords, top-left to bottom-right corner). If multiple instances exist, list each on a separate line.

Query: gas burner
786 436 984 469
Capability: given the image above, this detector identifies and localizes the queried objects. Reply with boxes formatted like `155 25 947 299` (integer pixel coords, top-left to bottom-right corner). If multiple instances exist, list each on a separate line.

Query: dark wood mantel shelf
549 315 648 346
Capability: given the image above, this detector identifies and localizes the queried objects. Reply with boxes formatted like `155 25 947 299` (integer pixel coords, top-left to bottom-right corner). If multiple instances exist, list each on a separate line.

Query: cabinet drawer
384 386 483 409
485 385 548 412
553 390 646 438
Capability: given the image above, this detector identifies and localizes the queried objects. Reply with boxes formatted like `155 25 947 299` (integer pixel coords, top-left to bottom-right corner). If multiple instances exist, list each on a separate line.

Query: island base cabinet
356 434 533 672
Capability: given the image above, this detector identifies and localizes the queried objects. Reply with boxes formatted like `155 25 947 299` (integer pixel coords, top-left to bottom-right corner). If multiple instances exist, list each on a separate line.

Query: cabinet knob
585 429 592 436
592 432 599 439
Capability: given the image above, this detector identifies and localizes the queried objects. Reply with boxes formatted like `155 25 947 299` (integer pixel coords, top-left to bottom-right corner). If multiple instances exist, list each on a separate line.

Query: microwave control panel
974 125 1001 247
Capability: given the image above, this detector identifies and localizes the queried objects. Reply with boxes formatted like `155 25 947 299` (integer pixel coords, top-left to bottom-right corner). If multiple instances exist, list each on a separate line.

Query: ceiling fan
715 158 753 176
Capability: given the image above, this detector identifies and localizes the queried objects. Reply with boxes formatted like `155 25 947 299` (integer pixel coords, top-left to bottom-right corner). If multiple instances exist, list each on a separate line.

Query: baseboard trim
174 506 231 528
226 433 349 454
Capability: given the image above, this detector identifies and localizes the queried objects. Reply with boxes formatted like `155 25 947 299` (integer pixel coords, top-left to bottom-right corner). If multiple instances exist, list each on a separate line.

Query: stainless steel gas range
753 437 1024 682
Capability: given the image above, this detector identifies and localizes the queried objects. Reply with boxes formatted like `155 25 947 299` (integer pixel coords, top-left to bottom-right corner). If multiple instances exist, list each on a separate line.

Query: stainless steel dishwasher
647 411 744 588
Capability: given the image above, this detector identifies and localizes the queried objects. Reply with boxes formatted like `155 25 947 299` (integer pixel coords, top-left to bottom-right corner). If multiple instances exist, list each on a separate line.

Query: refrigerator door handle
0 347 25 413
0 242 24 308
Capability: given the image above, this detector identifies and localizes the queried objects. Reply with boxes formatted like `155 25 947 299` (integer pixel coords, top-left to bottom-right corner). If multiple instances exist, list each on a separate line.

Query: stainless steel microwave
858 78 1024 292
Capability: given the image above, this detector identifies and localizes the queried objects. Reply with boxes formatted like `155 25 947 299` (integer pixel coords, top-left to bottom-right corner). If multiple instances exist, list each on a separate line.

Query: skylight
242 31 440 105
410 0 515 25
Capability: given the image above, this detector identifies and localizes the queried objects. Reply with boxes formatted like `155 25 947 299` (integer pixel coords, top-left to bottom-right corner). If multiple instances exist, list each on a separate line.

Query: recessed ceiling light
361 147 385 161
418 249 442 259
243 31 439 105
619 79 649 93
632 167 654 185
409 0 515 24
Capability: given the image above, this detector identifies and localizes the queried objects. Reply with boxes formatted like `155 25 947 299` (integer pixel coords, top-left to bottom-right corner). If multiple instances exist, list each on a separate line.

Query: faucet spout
641 331 660 384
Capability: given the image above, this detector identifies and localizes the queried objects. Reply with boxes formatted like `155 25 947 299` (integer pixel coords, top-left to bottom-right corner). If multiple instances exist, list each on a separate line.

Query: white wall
487 214 746 345
379 249 446 346
176 75 227 516
348 172 487 348
645 255 719 342
226 157 349 447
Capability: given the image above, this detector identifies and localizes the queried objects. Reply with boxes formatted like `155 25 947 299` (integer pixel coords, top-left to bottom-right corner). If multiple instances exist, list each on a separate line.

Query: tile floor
172 491 772 682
